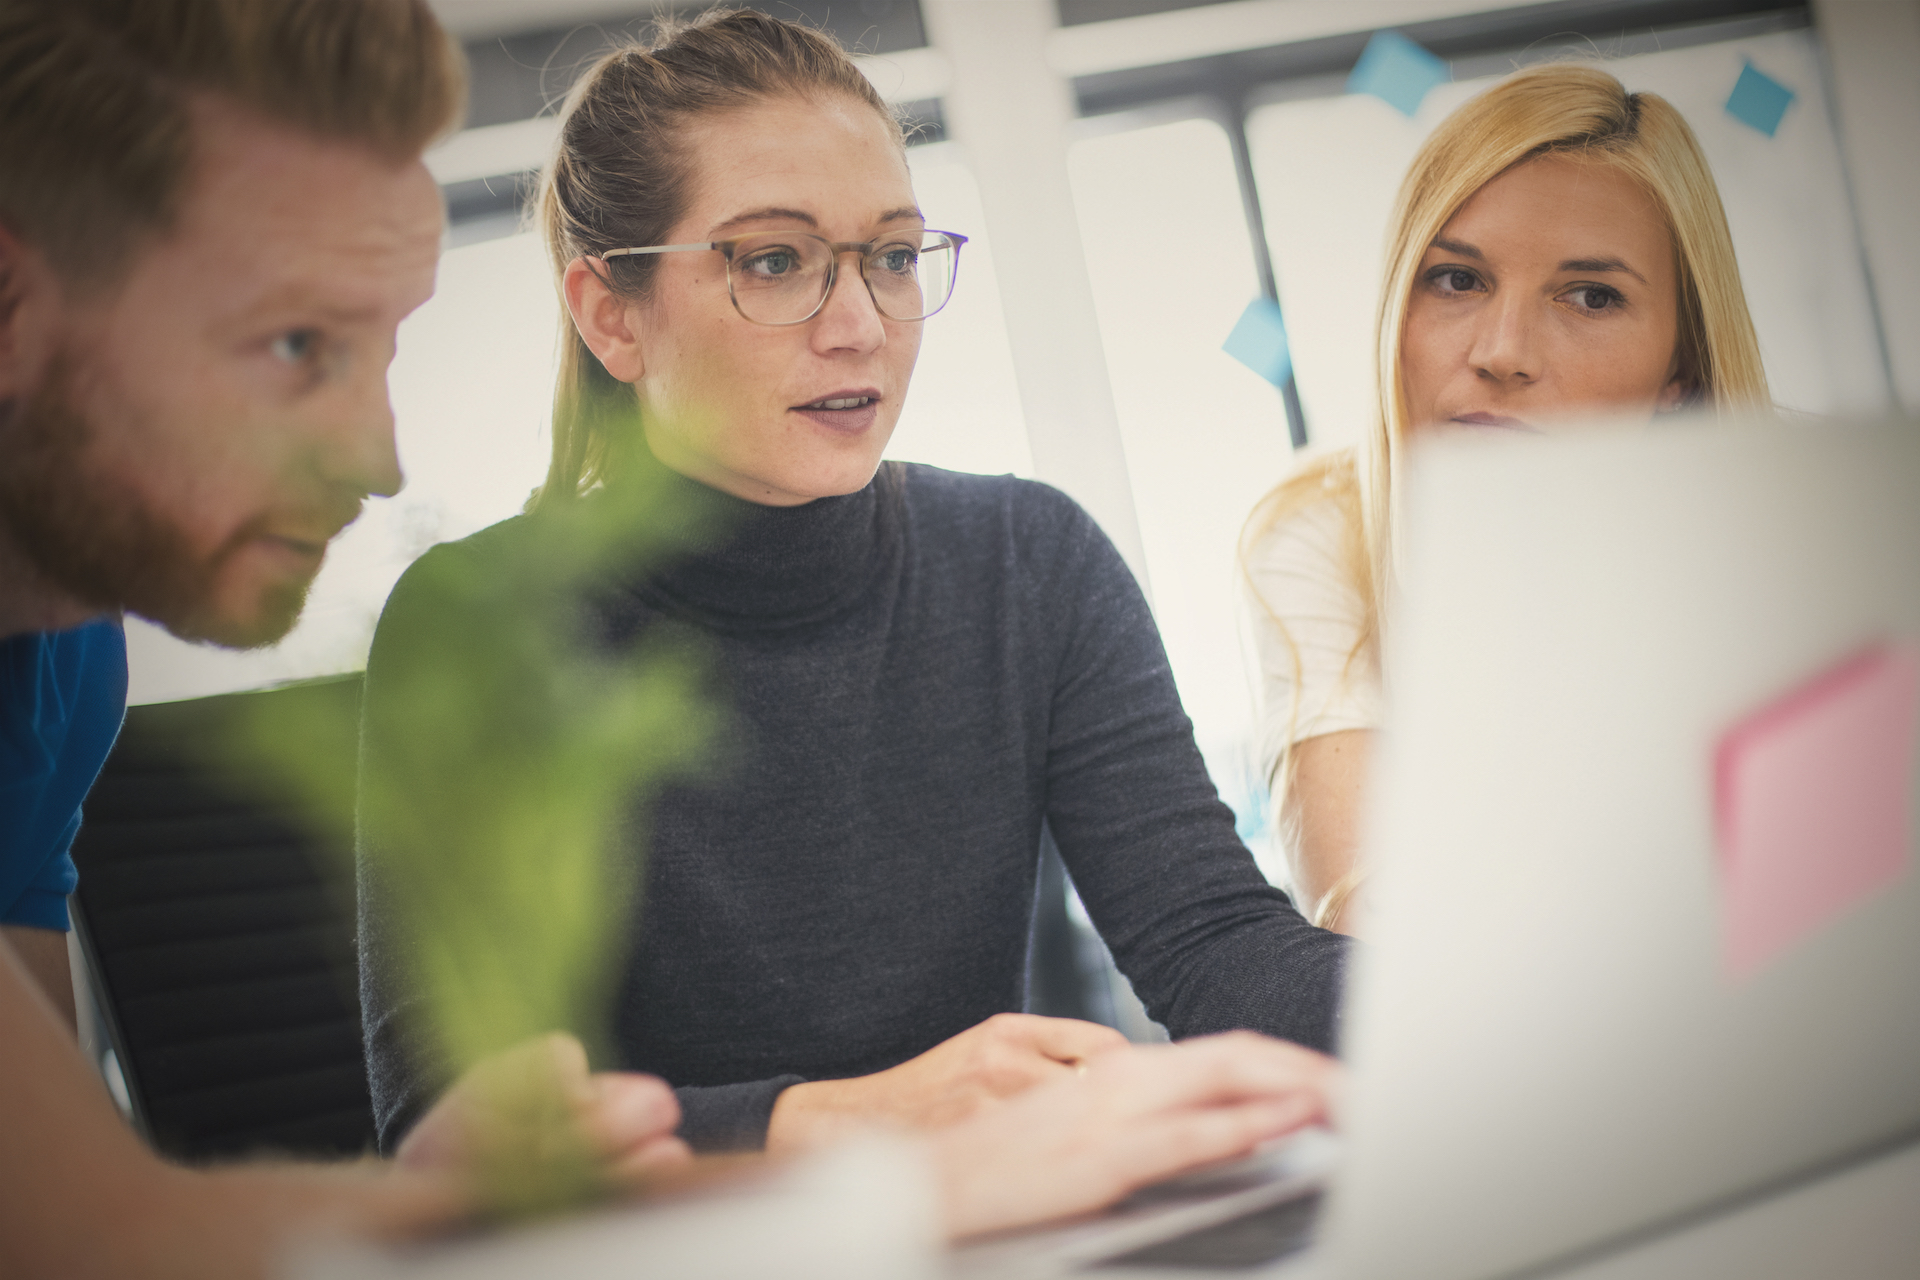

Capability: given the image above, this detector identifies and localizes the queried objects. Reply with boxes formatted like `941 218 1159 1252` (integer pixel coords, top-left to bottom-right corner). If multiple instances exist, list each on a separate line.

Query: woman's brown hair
530 8 901 511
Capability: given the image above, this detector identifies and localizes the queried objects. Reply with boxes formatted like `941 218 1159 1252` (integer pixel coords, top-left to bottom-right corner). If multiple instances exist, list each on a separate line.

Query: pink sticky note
1713 642 1919 979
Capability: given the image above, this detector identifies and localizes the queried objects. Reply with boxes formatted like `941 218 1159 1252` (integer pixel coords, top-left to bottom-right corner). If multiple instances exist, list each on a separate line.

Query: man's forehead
156 97 443 313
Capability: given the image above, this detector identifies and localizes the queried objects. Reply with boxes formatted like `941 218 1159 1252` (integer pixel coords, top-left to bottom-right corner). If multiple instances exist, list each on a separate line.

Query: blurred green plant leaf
233 422 726 1214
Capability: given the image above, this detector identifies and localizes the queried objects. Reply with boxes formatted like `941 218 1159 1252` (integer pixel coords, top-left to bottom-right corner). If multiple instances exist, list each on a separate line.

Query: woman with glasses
358 9 1348 1194
1243 64 1770 936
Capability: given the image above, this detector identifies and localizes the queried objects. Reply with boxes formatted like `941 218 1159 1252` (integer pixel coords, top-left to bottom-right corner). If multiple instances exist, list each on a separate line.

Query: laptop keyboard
1099 1189 1324 1270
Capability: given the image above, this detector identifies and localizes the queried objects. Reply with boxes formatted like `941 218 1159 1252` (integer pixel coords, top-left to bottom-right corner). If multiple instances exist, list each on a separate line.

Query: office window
883 142 1034 479
1069 112 1295 870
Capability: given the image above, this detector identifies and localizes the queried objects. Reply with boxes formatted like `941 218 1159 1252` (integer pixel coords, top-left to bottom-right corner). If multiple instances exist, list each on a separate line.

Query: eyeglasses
600 228 967 325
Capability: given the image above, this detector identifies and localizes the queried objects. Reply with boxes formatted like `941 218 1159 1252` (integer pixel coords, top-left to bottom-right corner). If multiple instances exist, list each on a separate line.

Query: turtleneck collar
608 449 900 634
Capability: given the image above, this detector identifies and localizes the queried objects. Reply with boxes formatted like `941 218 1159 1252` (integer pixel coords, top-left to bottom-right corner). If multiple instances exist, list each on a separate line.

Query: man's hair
0 0 466 287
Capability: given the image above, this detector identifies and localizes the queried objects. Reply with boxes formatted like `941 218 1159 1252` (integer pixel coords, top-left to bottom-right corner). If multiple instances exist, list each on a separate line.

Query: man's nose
328 373 404 499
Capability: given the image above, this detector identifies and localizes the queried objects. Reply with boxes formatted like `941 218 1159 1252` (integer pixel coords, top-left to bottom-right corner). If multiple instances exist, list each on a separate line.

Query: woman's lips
1449 412 1537 432
790 390 882 435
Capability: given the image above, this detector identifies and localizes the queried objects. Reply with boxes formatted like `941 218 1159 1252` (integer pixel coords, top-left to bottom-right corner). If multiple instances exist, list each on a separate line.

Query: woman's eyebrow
708 205 924 236
1430 236 1483 260
710 206 817 235
1559 255 1649 284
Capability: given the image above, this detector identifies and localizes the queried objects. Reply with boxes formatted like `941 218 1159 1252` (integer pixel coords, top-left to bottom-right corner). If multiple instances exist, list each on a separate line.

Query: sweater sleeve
1244 498 1383 779
1029 490 1352 1054
356 547 451 1153
672 1078 808 1152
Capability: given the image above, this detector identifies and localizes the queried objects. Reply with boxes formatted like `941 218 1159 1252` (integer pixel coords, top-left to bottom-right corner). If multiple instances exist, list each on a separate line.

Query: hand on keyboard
930 1031 1340 1240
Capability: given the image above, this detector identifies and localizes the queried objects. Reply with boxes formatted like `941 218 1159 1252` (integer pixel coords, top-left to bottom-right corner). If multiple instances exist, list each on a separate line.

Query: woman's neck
609 439 898 633
639 422 850 510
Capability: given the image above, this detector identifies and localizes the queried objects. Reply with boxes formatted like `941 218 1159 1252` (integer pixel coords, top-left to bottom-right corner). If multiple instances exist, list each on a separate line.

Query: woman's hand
766 1014 1129 1153
929 1031 1339 1240
397 1033 691 1184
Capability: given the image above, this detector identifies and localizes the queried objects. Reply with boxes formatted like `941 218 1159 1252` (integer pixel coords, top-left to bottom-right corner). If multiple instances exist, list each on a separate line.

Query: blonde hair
530 9 899 512
0 0 464 291
1244 63 1770 922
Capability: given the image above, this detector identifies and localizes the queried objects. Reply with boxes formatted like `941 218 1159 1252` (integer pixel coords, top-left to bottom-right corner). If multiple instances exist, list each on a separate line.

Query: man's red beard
0 352 355 648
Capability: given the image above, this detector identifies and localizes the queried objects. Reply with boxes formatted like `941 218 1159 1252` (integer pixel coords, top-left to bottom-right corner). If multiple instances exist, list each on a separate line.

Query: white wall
921 0 1150 584
1067 113 1295 857
1813 0 1920 410
882 144 1033 479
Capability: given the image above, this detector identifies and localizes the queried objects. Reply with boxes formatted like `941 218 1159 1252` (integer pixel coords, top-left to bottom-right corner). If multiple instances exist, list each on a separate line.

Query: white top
1243 496 1384 779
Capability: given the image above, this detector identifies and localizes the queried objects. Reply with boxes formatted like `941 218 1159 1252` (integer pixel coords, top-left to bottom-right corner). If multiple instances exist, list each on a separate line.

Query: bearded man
0 4 693 1274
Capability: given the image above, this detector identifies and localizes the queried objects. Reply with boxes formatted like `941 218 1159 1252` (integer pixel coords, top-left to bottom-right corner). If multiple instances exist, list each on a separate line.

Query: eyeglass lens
726 231 959 324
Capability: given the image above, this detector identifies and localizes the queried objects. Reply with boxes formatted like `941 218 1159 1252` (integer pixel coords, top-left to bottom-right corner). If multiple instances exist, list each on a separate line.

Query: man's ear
0 223 62 402
563 256 646 383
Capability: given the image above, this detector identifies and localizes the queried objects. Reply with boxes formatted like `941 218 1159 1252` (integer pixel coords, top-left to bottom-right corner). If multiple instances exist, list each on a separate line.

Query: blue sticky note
1347 30 1449 117
1726 61 1795 136
1223 297 1292 388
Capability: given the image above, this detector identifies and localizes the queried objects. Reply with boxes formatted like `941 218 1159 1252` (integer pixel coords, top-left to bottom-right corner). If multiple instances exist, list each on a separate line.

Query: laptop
954 411 1920 1277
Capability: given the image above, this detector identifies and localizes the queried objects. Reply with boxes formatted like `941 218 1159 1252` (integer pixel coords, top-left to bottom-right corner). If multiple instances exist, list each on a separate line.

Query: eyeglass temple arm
599 243 716 260
603 233 966 262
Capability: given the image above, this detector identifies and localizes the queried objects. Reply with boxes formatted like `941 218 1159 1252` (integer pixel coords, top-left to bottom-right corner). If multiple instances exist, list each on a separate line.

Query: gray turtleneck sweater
359 460 1349 1153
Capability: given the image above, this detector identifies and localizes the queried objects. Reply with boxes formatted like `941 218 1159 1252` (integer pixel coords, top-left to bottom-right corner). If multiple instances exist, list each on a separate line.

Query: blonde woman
1245 63 1770 934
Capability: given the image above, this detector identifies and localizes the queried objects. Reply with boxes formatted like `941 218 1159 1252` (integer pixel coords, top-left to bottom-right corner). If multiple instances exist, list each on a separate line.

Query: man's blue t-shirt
1 619 128 930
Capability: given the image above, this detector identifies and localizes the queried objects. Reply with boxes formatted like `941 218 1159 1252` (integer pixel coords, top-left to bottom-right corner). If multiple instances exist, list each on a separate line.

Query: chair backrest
68 674 376 1161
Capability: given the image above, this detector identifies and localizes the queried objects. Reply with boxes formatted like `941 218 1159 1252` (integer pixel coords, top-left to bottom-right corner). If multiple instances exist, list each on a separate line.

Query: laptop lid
1326 414 1920 1280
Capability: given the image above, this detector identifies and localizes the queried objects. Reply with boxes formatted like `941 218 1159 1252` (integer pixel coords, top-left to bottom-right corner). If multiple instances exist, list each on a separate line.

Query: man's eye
271 329 321 364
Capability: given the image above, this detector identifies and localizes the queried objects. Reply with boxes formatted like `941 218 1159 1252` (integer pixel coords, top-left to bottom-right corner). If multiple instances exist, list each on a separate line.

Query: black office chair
68 674 378 1162
1026 826 1120 1027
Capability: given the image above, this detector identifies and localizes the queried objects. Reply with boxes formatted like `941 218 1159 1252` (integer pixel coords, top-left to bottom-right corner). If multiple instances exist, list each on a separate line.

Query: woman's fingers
393 1035 588 1172
1008 1012 1133 1065
606 1134 695 1182
931 1032 1342 1240
1102 1093 1325 1190
1092 1032 1338 1118
537 1031 595 1099
961 1013 1130 1096
396 1035 687 1189
578 1072 683 1159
